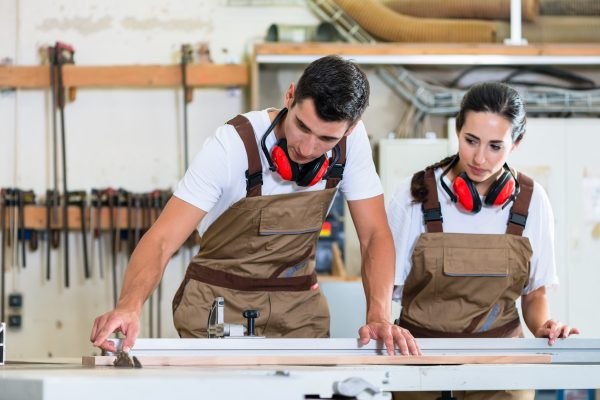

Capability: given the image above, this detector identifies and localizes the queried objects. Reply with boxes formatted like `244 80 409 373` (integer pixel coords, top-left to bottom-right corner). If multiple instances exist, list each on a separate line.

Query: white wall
0 0 321 360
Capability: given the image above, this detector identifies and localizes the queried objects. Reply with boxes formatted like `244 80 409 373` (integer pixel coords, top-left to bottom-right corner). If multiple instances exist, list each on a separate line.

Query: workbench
1 338 599 400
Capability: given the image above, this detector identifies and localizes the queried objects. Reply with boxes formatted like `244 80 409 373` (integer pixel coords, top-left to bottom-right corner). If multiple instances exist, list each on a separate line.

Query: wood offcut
84 353 551 367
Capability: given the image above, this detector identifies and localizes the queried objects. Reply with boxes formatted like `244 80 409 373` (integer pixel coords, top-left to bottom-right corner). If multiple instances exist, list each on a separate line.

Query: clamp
113 350 142 369
207 297 262 338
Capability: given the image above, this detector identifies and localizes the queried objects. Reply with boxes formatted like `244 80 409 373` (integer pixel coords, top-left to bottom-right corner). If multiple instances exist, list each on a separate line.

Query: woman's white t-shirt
387 167 559 300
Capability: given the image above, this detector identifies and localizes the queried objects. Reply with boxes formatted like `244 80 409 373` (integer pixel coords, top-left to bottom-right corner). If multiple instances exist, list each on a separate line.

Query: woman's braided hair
410 156 455 204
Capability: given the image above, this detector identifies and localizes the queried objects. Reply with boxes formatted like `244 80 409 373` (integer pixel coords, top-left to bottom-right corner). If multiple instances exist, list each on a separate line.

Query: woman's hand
534 319 580 345
522 287 580 345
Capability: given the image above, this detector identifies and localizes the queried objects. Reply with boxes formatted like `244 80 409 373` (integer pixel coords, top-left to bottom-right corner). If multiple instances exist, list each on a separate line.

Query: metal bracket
207 297 246 338
504 0 529 45
1 58 15 95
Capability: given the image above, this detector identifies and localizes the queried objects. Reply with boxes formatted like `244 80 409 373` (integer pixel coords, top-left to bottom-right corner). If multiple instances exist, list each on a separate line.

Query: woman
388 82 579 400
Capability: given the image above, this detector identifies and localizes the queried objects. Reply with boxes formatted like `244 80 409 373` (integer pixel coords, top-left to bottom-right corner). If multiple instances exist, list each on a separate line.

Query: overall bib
395 168 535 400
172 114 346 338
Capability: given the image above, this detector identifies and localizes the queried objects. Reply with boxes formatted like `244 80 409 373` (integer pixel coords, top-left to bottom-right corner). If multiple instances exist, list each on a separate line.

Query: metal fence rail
108 337 600 364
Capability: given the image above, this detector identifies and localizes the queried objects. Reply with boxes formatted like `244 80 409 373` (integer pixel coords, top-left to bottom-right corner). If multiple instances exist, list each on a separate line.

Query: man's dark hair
292 55 370 124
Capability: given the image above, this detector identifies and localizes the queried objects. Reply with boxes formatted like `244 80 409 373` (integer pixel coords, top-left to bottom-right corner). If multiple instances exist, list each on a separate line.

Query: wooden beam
83 353 551 367
250 49 259 109
0 66 49 88
0 64 248 89
187 64 248 86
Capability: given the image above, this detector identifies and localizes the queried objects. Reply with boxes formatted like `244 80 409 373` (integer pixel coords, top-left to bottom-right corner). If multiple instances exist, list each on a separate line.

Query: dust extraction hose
379 0 539 22
334 0 504 42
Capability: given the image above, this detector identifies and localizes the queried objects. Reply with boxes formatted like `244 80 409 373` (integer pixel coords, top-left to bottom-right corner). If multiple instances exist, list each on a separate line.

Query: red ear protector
440 156 519 214
260 108 340 187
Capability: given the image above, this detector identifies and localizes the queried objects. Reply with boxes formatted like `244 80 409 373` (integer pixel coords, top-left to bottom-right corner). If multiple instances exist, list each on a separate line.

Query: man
90 55 419 356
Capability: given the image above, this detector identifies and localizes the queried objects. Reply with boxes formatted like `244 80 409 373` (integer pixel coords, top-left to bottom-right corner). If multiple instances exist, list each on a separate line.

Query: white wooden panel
564 119 600 337
379 138 450 199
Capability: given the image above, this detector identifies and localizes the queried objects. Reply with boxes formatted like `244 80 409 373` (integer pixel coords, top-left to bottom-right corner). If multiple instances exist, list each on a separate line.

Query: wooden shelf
0 64 248 89
251 42 600 109
255 42 600 57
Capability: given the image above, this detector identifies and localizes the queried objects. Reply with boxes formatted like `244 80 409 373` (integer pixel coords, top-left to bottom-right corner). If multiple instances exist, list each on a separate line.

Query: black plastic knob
242 309 260 336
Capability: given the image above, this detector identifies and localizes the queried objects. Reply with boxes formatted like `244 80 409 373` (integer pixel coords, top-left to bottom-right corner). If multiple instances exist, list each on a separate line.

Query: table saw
1 331 599 400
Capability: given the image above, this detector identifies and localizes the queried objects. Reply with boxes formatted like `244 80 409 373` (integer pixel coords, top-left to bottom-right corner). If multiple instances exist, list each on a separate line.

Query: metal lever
243 309 260 336
333 377 384 398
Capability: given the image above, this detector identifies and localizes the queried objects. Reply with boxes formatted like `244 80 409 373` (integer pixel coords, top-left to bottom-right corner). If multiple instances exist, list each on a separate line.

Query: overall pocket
439 247 510 308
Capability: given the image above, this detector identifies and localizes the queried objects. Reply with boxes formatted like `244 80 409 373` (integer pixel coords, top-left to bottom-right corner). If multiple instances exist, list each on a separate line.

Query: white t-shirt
387 167 559 300
175 109 383 236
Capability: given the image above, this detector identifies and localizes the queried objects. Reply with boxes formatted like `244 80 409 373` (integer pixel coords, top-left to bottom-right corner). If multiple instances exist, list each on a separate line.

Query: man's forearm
361 234 395 323
116 234 171 313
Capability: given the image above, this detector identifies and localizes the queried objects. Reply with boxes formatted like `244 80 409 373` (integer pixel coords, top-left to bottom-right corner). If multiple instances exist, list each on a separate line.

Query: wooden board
0 64 248 89
83 354 551 367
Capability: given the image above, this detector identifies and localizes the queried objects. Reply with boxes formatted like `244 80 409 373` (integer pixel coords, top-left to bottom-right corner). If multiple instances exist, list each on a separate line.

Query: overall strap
507 172 534 236
325 136 347 189
422 168 443 233
227 114 262 197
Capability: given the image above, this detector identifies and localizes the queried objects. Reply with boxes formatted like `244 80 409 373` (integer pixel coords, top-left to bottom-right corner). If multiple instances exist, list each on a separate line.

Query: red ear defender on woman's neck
452 172 482 213
440 156 519 214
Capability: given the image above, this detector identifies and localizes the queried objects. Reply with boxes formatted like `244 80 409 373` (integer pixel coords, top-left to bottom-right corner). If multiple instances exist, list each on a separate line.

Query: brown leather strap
422 168 443 233
326 136 347 189
506 172 534 236
185 263 318 292
398 315 522 338
227 114 262 197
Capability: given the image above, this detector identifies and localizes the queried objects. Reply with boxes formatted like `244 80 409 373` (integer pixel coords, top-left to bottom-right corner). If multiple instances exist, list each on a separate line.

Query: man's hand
90 308 141 353
358 321 421 356
535 319 580 345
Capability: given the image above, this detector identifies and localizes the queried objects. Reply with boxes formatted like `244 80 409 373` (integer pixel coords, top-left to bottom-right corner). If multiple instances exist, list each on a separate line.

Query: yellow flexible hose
380 0 539 22
334 0 503 42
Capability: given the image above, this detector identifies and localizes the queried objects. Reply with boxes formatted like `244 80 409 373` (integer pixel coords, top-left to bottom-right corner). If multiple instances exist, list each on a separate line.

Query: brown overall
172 114 346 338
394 168 535 400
